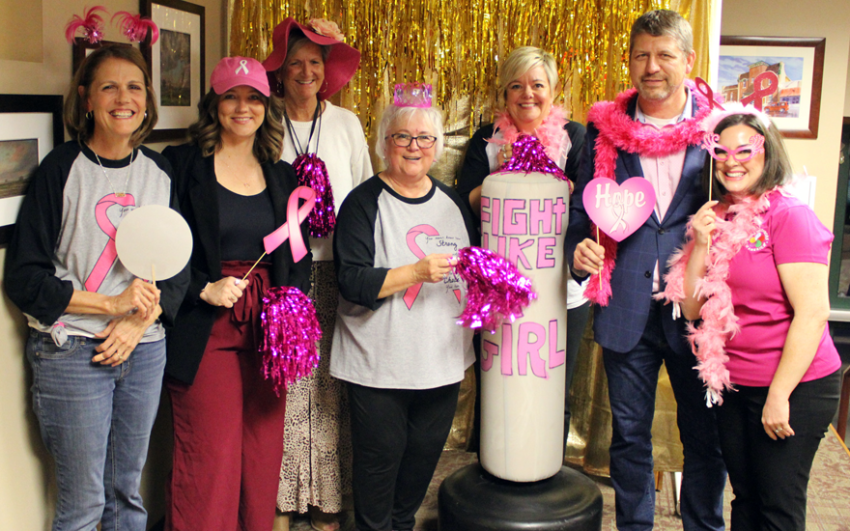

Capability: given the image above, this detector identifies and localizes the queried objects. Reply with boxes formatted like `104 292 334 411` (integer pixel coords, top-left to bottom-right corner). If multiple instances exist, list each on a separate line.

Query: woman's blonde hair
188 90 285 163
497 46 559 108
64 45 158 147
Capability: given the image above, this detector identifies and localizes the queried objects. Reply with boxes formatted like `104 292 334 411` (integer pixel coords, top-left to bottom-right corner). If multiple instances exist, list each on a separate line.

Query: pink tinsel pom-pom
454 246 537 332
260 286 322 396
292 153 336 238
112 11 159 44
65 6 107 45
498 135 567 182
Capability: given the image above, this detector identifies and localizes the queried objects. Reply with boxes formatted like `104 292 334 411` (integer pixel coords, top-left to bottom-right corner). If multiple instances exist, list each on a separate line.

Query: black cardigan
162 143 312 384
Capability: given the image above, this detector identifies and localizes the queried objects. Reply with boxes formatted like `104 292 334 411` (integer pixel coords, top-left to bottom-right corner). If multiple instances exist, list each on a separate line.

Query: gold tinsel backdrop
228 0 711 138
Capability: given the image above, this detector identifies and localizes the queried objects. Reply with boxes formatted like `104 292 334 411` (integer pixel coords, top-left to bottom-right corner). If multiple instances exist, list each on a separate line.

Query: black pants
716 369 840 531
348 381 461 531
564 300 592 443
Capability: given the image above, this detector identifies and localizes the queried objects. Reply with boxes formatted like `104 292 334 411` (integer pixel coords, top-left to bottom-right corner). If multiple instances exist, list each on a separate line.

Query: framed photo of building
0 95 64 246
140 0 205 143
719 36 825 139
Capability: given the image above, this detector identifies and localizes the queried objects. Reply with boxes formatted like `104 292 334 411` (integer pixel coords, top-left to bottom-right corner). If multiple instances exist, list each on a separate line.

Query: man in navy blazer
567 10 726 531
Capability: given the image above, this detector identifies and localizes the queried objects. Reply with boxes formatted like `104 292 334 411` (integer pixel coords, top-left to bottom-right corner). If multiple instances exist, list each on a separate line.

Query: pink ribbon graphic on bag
263 186 316 262
85 193 136 292
403 224 439 309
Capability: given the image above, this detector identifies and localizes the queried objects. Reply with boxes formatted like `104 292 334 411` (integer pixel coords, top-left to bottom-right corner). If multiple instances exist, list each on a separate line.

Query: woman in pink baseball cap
161 56 312 531
263 18 371 531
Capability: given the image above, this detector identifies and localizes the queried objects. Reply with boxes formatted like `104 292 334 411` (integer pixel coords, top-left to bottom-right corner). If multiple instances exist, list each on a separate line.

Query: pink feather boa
656 190 780 405
490 105 569 164
583 80 713 306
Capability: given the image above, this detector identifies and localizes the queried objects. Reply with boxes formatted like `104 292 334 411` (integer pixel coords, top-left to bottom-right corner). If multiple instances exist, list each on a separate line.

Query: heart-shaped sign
582 177 657 242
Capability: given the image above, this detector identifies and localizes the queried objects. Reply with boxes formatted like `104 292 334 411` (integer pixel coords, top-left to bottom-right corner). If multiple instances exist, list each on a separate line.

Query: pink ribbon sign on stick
694 76 725 111
263 186 316 262
582 178 657 242
403 224 440 309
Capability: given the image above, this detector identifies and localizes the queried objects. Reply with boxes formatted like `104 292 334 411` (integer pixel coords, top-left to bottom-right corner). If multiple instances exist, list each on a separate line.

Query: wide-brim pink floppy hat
262 17 361 100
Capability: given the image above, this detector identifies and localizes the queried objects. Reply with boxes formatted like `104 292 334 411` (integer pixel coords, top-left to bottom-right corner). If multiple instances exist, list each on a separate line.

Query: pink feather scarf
583 80 711 305
490 105 569 164
656 190 779 405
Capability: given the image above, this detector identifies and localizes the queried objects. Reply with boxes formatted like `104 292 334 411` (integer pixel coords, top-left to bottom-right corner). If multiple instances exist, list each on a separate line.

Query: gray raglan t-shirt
25 145 172 341
330 176 476 389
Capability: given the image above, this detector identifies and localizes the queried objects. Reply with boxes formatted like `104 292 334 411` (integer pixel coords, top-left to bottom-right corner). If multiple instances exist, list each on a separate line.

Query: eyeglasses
702 133 765 163
387 133 437 149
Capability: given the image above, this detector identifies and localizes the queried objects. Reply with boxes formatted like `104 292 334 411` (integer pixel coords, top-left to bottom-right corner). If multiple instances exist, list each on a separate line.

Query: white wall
0 1 225 528
721 0 850 227
845 52 850 116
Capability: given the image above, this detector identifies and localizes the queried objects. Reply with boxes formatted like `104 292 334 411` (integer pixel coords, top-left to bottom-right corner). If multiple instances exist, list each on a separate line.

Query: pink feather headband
700 101 773 136
65 6 107 45
112 11 159 44
65 6 159 45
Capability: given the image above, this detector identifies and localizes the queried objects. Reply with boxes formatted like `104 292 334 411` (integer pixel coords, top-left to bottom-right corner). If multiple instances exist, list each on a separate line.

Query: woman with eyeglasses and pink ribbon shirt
329 85 476 531
161 56 311 531
658 105 841 530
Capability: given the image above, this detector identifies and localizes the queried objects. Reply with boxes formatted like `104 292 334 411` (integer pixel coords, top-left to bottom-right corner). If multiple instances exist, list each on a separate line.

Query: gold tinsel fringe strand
229 0 709 137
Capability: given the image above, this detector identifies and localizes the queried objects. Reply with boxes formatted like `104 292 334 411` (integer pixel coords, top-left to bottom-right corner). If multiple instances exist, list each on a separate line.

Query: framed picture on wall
0 95 64 246
72 38 134 76
140 0 205 143
719 36 825 139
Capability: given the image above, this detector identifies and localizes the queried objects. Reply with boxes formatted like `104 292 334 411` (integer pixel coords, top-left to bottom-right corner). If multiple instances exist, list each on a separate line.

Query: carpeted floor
288 424 850 531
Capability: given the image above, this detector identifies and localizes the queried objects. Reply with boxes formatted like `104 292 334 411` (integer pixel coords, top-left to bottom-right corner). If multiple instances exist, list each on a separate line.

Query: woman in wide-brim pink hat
263 17 372 531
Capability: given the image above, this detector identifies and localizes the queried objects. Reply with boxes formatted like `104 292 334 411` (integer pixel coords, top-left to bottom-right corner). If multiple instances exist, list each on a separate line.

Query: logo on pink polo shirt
745 229 769 251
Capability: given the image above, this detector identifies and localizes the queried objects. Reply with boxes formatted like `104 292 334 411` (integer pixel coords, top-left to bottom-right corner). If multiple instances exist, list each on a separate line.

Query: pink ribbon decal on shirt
263 186 316 262
403 224 439 309
85 193 136 292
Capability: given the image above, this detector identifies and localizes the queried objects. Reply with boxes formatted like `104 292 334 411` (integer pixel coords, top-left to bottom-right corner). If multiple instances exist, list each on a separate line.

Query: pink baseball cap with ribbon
210 56 270 97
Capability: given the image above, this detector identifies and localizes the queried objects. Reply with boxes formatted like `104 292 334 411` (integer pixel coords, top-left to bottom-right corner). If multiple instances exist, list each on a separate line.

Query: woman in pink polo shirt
662 106 841 531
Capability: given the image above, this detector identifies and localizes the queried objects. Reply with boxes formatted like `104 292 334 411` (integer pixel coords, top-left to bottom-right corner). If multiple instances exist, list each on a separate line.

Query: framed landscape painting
0 95 63 246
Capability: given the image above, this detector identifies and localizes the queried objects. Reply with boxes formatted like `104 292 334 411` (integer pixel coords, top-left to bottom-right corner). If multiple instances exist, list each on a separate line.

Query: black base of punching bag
438 464 603 531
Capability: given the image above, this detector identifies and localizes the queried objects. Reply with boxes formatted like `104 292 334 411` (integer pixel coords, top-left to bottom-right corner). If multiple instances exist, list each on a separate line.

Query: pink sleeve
771 203 833 265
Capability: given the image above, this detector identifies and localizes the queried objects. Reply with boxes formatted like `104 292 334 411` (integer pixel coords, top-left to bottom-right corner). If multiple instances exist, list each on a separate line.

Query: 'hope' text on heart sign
582 177 657 242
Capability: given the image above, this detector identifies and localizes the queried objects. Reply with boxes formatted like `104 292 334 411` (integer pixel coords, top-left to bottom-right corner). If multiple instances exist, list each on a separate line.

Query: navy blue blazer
566 92 708 355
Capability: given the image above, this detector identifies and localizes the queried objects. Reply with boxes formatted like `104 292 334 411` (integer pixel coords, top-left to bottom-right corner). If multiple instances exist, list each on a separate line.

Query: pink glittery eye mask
701 133 765 163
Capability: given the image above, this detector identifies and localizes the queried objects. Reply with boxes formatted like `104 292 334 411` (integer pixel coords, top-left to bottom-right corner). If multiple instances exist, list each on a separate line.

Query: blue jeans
26 330 165 531
603 301 726 531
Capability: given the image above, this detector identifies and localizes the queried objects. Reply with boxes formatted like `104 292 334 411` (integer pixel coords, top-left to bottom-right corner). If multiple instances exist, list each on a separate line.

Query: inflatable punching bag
479 159 570 482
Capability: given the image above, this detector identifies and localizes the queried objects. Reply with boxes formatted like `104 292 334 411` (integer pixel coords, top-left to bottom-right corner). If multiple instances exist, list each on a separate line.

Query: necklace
91 146 135 197
217 153 261 188
284 101 337 238
284 101 322 155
